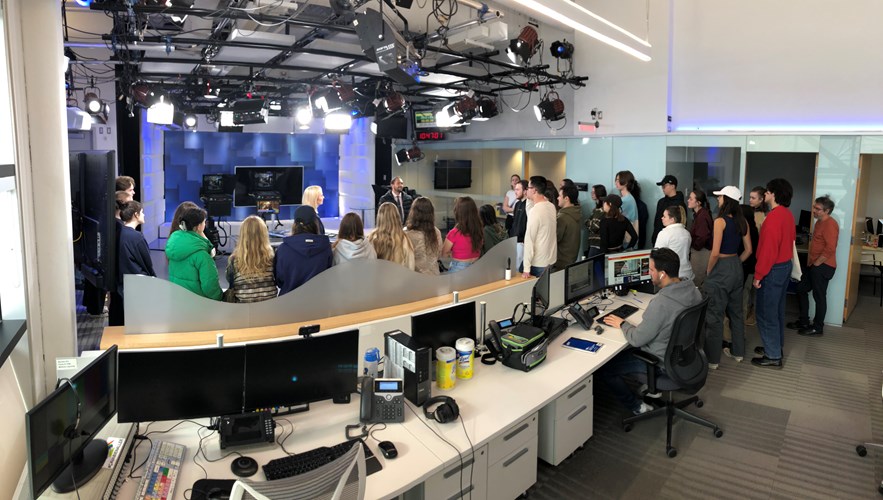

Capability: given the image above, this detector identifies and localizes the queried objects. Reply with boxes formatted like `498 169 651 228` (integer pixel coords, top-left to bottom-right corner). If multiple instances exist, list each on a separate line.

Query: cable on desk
367 422 388 443
405 404 468 500
458 416 475 500
275 417 297 455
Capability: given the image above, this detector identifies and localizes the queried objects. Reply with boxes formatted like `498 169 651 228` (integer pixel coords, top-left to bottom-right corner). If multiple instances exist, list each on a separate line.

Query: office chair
855 373 883 495
859 253 882 307
229 442 365 500
622 297 723 458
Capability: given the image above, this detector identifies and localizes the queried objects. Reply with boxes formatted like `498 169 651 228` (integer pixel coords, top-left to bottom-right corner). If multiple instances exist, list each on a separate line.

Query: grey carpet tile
803 330 873 375
771 423 878 499
691 396 789 456
793 365 870 414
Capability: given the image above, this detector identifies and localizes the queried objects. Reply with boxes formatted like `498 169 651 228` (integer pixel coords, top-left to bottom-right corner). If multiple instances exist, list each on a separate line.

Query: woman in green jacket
164 205 223 300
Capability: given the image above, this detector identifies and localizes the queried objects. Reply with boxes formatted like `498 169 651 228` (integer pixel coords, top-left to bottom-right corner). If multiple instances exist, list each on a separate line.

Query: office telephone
218 411 274 449
486 318 512 358
569 303 599 331
360 377 405 423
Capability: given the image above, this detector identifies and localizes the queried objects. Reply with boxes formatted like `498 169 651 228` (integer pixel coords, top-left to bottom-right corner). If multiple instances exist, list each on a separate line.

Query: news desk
99 299 649 500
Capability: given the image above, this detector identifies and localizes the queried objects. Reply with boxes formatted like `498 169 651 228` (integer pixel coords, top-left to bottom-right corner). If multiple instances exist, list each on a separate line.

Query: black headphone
423 396 460 424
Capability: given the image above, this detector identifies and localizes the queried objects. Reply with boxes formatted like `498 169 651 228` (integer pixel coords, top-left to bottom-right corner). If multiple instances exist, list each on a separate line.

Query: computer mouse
378 441 398 459
231 456 259 477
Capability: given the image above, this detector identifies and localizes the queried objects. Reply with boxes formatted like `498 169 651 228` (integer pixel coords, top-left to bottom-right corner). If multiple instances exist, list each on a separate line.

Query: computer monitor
878 218 883 235
257 199 281 214
531 267 552 323
202 173 235 196
117 346 246 423
411 302 476 356
606 250 652 286
244 330 359 410
564 254 606 305
798 209 812 232
866 217 875 235
26 345 118 497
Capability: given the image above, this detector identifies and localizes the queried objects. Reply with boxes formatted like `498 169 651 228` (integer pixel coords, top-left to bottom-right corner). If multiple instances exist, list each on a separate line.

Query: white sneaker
722 347 743 362
633 402 654 415
639 384 662 399
708 363 719 370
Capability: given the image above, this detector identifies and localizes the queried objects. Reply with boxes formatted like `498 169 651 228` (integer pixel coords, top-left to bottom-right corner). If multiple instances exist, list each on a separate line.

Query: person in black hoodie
275 205 332 296
113 201 156 325
652 175 687 246
509 180 528 270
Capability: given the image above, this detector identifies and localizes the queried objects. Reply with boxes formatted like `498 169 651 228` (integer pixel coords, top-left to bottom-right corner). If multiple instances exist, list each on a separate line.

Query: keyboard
263 439 381 481
136 440 185 500
599 304 640 321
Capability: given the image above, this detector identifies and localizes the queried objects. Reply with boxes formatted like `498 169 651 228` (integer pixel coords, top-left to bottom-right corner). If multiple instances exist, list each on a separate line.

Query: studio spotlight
325 112 353 133
202 80 219 99
395 145 424 165
473 98 498 121
146 95 176 125
550 40 574 59
534 92 565 122
383 91 406 113
183 114 198 129
507 26 540 65
436 92 477 127
295 106 313 128
84 92 103 115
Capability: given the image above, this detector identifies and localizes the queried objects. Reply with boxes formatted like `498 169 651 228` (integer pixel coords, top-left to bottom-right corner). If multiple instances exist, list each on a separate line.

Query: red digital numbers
418 131 444 141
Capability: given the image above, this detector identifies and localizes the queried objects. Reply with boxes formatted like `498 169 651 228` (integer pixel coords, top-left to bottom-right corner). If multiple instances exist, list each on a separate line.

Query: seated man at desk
600 247 703 415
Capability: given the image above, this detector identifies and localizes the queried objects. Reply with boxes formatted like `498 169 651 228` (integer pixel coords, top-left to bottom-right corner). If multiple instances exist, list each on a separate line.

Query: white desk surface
402 293 647 467
108 291 652 500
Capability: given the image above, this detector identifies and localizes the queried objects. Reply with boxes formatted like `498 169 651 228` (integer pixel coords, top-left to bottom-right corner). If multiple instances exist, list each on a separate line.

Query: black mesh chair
622 297 723 458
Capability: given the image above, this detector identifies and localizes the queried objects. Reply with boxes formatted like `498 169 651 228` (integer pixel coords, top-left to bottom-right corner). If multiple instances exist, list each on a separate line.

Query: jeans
530 265 547 278
447 260 473 273
598 349 660 412
756 261 792 360
704 256 746 361
587 246 603 258
796 264 836 329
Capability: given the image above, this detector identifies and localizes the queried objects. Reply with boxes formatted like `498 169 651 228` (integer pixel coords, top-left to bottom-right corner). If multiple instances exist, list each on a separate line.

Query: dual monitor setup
25 331 358 498
200 166 305 217
563 249 653 306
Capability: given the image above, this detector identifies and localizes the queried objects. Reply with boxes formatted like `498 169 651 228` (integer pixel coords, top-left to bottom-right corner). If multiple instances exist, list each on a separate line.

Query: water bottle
363 347 380 379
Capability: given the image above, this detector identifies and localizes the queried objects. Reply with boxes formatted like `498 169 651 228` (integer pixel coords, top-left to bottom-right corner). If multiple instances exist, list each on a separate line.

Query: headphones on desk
423 396 460 424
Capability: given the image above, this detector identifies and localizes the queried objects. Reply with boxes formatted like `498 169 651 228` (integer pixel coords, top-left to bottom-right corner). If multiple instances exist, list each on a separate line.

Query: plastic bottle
363 347 380 379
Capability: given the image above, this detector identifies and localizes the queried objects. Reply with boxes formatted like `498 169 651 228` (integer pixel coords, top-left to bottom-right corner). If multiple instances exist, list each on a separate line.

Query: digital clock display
417 131 445 141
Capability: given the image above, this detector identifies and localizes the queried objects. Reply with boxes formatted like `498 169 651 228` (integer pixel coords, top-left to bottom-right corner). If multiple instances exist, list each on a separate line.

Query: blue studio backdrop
163 131 340 221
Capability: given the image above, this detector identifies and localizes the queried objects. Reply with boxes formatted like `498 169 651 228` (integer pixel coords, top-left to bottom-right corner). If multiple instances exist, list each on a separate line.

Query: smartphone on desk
562 337 604 353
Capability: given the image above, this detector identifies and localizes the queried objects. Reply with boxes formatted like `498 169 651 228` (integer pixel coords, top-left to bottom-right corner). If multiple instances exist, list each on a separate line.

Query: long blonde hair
231 216 274 277
302 185 323 209
370 203 413 266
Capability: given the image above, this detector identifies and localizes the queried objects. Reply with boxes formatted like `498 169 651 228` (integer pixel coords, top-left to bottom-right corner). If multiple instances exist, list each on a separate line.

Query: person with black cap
274 205 333 296
652 174 687 246
599 194 638 255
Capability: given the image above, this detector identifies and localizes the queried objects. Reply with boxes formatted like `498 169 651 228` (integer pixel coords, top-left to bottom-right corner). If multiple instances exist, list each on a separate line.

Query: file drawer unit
423 444 488 500
487 413 538 500
538 375 593 465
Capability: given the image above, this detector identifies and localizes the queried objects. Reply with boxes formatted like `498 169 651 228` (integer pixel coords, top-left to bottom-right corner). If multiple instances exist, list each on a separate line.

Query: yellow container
455 338 475 379
436 347 457 390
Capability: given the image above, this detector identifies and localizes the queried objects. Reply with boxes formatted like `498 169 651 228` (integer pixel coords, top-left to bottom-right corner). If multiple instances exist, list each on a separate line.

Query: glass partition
124 238 516 334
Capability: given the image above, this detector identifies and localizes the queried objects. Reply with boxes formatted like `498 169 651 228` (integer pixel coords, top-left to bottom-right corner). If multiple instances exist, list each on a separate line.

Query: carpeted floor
531 283 883 499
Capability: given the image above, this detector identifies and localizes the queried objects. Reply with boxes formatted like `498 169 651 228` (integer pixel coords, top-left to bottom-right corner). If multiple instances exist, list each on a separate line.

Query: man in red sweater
787 196 839 336
751 179 796 369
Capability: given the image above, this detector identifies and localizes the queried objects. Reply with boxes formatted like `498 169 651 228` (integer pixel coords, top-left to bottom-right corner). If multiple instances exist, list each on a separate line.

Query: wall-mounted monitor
234 166 304 207
434 160 472 189
414 110 436 129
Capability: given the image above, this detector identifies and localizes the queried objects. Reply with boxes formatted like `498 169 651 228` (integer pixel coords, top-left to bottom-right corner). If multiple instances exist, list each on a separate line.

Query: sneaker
708 363 719 370
639 384 662 399
632 402 654 416
722 347 743 362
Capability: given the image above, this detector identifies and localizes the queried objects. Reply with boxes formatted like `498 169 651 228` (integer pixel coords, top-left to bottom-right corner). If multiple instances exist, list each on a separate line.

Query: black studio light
183 114 198 130
534 92 565 122
507 26 540 65
395 145 424 165
550 40 574 59
473 97 498 121
84 92 103 115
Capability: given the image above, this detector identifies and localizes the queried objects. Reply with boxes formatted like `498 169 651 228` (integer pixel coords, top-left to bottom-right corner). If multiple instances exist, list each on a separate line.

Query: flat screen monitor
878 218 883 235
434 160 472 189
414 110 436 129
234 166 304 207
411 302 476 355
798 209 812 232
244 330 359 410
26 346 118 497
202 173 235 196
257 199 280 214
606 250 652 286
564 254 606 305
530 267 552 324
117 346 246 423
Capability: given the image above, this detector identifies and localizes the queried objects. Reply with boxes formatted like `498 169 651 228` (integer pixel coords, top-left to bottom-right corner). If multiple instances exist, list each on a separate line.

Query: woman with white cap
704 186 753 369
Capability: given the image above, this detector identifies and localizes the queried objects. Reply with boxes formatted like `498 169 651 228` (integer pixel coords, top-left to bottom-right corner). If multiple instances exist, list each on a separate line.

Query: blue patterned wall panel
163 131 340 221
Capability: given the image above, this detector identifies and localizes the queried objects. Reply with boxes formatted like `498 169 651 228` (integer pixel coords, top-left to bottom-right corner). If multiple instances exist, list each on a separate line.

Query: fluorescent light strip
565 0 651 48
675 124 883 132
510 0 651 62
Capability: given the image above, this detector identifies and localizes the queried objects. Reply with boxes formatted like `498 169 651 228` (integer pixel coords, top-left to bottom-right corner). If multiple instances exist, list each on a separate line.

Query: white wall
670 0 883 131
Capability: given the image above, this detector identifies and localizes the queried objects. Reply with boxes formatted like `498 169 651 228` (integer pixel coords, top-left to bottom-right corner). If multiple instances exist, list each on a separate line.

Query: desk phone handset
486 319 509 357
360 377 405 424
569 304 599 331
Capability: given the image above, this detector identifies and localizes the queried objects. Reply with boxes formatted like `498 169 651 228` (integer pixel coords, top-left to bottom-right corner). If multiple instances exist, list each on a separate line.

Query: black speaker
423 396 460 424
